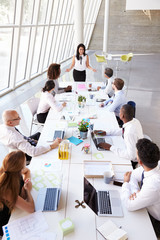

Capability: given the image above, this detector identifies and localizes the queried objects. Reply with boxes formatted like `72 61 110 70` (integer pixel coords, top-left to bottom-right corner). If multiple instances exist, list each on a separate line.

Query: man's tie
15 127 36 146
80 56 82 65
122 127 125 138
140 171 144 188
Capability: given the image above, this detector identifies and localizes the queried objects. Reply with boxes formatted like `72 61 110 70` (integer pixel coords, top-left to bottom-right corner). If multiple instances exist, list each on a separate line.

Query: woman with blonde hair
0 151 34 236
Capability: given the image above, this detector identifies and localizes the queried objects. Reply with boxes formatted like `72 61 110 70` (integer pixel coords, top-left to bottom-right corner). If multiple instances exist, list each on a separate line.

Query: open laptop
53 130 65 140
91 132 113 151
35 188 61 212
84 177 123 217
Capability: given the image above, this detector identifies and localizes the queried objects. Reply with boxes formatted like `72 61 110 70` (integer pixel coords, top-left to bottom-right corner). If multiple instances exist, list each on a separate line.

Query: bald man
0 110 61 163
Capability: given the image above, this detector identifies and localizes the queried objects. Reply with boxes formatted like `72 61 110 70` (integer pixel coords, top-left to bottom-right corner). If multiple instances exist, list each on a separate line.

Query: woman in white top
48 63 72 95
37 80 66 123
66 43 96 81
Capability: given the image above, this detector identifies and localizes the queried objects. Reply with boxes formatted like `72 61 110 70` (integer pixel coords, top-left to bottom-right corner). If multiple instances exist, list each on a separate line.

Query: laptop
91 132 113 151
84 177 123 217
35 188 61 212
53 130 65 140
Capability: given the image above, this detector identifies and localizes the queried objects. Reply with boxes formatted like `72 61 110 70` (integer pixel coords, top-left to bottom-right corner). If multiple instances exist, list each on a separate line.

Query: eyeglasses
11 116 21 121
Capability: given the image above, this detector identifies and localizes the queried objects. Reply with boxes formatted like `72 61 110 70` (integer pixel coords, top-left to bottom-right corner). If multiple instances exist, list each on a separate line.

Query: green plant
78 95 86 102
78 119 89 132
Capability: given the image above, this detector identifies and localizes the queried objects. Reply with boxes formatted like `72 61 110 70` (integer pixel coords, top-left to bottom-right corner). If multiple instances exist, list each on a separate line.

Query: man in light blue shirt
100 78 126 117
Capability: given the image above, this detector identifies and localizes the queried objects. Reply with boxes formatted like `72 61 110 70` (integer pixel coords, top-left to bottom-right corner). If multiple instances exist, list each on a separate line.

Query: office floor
0 50 160 165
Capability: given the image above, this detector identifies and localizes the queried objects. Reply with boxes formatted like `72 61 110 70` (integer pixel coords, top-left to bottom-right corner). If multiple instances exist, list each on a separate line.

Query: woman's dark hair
136 138 160 169
42 80 55 92
104 68 113 78
47 63 61 80
76 43 86 60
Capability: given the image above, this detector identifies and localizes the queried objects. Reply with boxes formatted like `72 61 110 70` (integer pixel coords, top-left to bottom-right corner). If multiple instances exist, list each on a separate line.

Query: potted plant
78 119 89 139
78 95 86 108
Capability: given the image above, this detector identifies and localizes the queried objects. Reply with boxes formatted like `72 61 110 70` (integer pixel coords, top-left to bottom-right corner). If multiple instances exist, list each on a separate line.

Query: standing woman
37 80 66 123
48 63 72 95
66 43 96 81
0 151 34 236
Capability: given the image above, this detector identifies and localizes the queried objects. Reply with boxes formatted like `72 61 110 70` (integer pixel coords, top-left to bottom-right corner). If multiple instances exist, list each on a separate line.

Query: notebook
84 177 123 217
35 188 61 212
91 132 113 151
67 136 83 145
53 130 65 140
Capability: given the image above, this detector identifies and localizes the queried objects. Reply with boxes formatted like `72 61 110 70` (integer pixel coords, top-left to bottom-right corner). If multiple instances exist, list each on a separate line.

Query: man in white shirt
104 68 115 97
95 104 143 168
100 78 126 117
122 138 160 237
0 110 61 164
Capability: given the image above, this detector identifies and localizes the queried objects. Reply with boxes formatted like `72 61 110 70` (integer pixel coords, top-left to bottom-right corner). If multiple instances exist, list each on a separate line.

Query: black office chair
127 101 136 117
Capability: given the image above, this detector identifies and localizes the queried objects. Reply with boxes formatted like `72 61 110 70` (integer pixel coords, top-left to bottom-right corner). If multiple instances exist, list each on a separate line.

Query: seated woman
48 63 72 95
0 151 34 237
37 80 66 123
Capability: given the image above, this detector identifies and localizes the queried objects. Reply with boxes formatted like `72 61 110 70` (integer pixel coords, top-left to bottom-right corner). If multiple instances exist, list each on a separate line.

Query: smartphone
113 180 123 187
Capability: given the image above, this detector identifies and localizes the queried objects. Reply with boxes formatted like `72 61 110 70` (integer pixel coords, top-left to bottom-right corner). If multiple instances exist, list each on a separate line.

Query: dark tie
140 171 144 188
15 127 36 146
122 127 125 138
80 56 82 64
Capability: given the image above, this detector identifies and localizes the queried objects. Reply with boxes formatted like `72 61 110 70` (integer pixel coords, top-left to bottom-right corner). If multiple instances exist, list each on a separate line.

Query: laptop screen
84 177 98 215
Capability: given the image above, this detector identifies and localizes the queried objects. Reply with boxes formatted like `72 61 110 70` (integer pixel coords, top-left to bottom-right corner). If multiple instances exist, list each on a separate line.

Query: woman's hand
24 180 32 192
62 102 67 107
50 138 61 149
66 68 70 72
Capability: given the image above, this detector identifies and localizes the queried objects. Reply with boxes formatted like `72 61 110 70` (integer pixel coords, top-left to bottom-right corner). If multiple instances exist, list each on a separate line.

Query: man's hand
98 142 111 150
124 171 132 183
62 102 67 107
94 130 106 136
50 138 61 149
129 191 140 200
100 103 104 107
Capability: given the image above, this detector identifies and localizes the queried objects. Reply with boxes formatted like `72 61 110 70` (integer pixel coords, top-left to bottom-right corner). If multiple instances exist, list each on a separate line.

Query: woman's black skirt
73 69 86 82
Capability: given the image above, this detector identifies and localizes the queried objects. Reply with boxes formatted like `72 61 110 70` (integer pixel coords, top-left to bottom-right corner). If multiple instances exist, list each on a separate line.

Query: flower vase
78 101 85 108
80 130 88 139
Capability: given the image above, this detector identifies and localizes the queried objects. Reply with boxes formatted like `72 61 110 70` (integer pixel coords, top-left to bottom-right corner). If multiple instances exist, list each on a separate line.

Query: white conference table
10 84 157 240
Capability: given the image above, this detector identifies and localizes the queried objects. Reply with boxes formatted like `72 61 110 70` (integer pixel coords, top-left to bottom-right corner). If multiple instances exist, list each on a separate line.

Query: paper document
3 211 57 240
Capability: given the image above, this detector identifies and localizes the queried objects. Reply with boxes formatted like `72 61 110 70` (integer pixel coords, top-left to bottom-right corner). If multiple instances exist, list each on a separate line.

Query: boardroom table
10 82 157 240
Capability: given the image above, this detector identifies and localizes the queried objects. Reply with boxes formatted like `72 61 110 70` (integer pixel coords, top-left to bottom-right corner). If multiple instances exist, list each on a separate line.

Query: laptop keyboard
43 188 57 211
98 191 112 214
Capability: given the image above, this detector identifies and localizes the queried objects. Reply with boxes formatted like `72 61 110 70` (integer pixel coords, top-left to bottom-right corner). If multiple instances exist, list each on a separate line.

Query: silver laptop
35 188 61 212
84 177 123 217
53 130 65 140
91 132 113 151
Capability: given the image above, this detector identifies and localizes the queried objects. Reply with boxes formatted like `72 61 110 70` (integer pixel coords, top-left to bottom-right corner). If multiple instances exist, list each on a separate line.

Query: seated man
0 110 61 163
121 138 160 237
95 104 143 168
100 78 126 118
104 68 115 98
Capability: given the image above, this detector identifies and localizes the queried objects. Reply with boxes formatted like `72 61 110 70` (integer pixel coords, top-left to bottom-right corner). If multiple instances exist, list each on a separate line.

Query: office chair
95 54 107 63
27 96 44 135
121 52 133 62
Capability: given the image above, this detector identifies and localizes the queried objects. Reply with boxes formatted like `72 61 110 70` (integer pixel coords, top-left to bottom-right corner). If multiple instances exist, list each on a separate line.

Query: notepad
97 220 127 240
67 136 83 145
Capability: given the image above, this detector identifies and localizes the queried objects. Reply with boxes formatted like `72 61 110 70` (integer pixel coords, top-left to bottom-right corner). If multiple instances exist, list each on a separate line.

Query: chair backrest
27 97 40 116
127 52 133 62
121 54 128 62
121 52 133 62
95 54 107 63
127 101 136 117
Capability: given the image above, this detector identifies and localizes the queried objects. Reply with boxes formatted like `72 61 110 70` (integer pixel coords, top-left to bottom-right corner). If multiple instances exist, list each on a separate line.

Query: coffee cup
103 171 114 184
89 94 94 99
